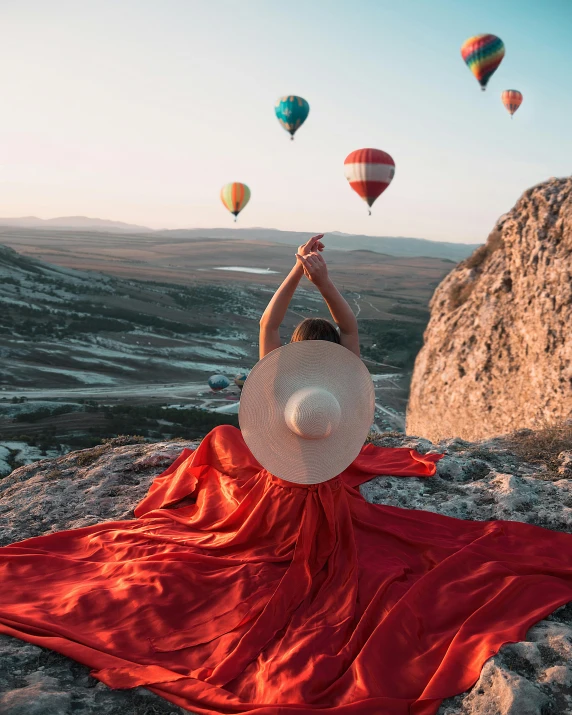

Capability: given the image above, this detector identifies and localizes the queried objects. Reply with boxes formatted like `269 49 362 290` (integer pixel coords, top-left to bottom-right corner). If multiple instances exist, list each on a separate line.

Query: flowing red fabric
2 424 572 715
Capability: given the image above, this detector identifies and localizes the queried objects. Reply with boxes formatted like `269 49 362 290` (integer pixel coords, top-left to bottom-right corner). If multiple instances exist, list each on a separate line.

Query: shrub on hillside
503 419 572 481
465 230 504 270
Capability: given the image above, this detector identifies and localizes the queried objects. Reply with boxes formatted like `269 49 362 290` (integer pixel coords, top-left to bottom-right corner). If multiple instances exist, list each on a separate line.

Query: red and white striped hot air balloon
344 148 395 215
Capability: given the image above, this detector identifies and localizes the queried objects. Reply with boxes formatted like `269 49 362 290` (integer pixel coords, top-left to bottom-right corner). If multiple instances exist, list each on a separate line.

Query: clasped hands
295 234 329 288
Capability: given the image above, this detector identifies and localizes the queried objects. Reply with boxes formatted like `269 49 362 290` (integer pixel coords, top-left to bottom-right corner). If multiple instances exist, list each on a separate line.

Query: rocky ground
1 429 572 714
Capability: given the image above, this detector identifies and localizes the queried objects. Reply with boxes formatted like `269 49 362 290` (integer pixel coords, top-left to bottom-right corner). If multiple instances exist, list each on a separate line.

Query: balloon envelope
461 34 505 90
208 374 230 391
501 89 523 116
274 96 310 139
220 183 251 220
234 373 248 388
344 148 395 213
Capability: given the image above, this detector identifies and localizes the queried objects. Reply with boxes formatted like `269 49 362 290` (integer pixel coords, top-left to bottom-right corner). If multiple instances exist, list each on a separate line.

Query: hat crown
284 387 341 440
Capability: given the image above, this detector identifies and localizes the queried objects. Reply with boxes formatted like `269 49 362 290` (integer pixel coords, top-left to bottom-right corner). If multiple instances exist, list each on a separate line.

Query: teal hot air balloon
274 96 309 140
208 374 230 392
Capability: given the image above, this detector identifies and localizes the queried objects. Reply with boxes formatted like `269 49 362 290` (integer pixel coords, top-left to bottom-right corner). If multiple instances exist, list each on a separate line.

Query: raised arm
295 252 360 357
259 263 304 359
259 235 324 360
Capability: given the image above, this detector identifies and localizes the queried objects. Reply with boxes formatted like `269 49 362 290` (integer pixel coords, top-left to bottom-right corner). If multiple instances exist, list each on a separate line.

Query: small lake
213 266 278 274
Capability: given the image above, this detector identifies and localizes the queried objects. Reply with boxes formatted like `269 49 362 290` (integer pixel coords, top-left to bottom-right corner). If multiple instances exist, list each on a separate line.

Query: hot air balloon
461 34 505 91
501 89 523 117
274 96 310 140
208 374 230 392
234 372 248 390
344 149 395 215
220 183 251 222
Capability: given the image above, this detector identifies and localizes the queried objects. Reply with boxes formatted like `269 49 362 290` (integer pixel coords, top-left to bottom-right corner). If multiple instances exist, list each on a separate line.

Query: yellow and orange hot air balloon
220 182 251 222
501 89 523 118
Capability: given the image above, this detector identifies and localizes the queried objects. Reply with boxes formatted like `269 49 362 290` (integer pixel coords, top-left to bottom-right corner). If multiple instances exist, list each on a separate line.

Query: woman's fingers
307 252 324 267
305 234 324 250
298 235 325 257
296 252 325 282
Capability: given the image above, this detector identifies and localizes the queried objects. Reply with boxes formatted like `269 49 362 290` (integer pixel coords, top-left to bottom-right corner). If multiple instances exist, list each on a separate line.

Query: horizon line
0 215 483 246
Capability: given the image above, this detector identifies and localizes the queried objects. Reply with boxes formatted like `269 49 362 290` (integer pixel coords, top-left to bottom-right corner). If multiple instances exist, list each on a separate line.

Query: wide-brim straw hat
239 340 375 484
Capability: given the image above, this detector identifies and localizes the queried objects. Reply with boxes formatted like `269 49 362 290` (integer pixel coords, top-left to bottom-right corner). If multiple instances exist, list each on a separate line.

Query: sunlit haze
1 0 571 242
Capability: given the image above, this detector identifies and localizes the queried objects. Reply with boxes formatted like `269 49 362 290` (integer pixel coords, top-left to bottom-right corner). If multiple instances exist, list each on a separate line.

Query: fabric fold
94 663 190 689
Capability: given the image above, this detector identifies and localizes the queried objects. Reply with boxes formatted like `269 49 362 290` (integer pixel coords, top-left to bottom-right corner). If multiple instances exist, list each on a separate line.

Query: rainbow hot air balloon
274 96 310 140
461 34 505 91
208 374 230 392
344 149 395 215
220 183 251 222
501 89 523 117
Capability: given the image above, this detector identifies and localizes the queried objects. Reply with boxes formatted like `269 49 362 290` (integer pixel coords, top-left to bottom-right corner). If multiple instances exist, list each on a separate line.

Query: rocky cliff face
406 177 572 443
1 432 572 714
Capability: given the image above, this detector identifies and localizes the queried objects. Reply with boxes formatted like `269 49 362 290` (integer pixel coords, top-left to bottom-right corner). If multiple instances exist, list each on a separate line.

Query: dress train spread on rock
1 425 572 715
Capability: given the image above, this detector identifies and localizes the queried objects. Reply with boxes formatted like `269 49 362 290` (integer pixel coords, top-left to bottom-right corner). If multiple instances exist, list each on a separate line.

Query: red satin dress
1 424 572 715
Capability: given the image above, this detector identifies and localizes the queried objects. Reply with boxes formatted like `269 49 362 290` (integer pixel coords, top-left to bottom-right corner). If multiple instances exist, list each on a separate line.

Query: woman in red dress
1 235 572 715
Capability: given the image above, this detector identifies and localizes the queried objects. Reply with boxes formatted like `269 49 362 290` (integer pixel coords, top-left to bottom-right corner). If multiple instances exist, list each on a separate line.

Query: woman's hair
290 318 341 344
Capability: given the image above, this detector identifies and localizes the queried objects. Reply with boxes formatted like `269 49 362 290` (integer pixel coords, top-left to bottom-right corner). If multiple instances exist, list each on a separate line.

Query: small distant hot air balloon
208 374 230 392
220 183 251 222
274 96 310 140
501 89 523 118
344 149 395 215
461 34 505 91
234 372 248 390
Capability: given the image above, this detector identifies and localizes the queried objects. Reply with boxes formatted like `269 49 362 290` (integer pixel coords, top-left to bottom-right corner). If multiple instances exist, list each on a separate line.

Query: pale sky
1 0 571 242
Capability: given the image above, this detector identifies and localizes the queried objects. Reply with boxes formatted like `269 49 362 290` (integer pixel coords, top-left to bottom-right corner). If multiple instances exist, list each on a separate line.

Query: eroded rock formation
407 177 572 442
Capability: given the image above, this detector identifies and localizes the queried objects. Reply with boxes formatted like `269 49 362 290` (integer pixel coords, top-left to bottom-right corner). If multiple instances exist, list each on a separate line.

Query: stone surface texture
1 434 572 714
406 177 572 442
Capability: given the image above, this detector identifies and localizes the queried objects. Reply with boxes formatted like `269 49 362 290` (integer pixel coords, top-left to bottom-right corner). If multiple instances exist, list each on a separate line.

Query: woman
259 234 360 359
2 246 572 715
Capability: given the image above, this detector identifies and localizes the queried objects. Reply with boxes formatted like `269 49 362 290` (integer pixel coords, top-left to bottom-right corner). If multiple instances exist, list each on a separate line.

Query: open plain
0 228 460 472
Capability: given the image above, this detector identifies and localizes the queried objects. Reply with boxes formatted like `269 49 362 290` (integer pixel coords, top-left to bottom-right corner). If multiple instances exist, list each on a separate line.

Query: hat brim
239 341 375 484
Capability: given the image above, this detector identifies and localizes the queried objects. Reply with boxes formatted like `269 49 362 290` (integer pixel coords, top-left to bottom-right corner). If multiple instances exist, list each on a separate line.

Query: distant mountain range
154 228 481 261
0 216 154 233
0 217 482 261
